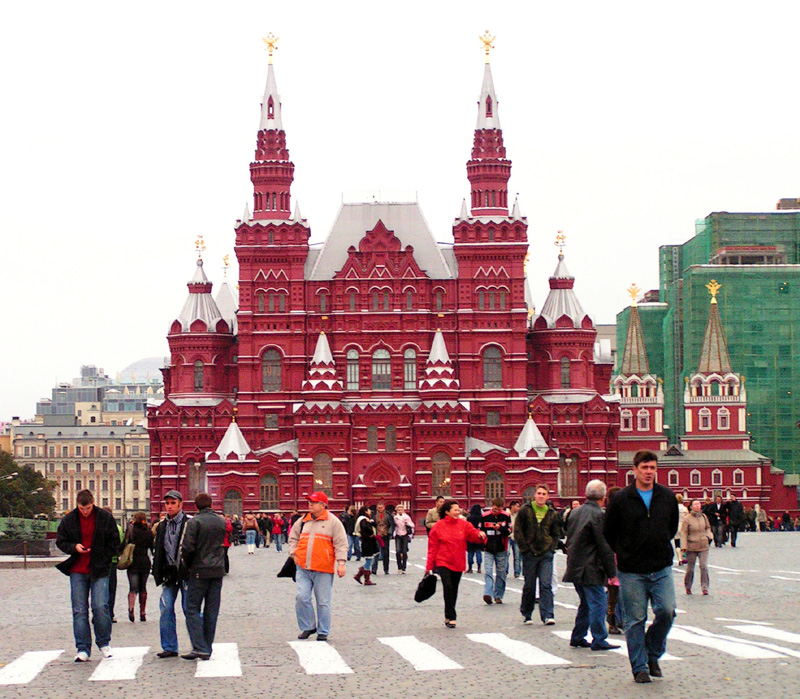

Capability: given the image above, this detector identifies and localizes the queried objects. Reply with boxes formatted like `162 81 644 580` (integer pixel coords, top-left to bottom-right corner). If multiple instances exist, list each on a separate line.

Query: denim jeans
246 529 256 546
571 584 609 648
295 567 334 636
69 573 111 655
520 551 554 621
371 538 390 573
618 566 676 675
273 533 284 553
507 539 521 577
467 548 483 569
483 550 508 600
347 534 361 560
159 582 187 652
185 577 223 656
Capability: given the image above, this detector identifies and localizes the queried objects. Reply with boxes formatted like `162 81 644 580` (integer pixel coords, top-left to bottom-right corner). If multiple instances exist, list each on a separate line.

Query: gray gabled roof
306 202 455 281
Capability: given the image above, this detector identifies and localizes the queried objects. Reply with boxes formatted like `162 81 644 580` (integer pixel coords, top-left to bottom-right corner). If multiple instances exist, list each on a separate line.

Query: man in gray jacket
563 480 618 651
180 492 226 660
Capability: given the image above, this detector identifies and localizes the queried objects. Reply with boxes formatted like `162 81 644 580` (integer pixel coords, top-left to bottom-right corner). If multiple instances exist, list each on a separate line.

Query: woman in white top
392 505 415 574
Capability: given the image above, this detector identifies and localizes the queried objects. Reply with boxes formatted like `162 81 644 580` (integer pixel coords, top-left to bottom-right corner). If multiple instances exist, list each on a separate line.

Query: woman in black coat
353 507 378 586
467 504 484 573
125 511 154 622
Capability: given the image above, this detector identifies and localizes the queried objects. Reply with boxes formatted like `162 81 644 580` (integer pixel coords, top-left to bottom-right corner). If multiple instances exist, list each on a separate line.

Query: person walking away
680 499 712 595
125 511 154 622
342 505 360 561
726 495 744 547
481 498 511 604
563 480 619 651
704 496 728 548
243 511 258 554
56 489 120 662
675 494 688 564
466 504 484 573
515 484 562 626
152 490 189 659
180 493 226 660
425 496 445 534
354 507 378 585
425 500 487 628
288 492 348 641
223 514 233 574
371 503 394 575
755 504 767 532
604 450 678 684
393 505 414 573
507 501 522 579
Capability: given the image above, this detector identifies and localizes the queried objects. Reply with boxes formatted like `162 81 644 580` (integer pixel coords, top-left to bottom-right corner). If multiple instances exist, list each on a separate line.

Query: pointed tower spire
251 34 294 221
292 200 302 222
242 202 250 222
214 417 253 462
459 198 469 221
511 195 522 220
301 331 343 395
620 284 650 376
467 32 511 217
535 233 591 329
419 329 460 393
513 414 552 457
697 279 732 373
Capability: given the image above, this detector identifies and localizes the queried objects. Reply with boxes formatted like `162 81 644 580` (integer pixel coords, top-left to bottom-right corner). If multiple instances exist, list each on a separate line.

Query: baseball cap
307 492 329 504
163 490 183 501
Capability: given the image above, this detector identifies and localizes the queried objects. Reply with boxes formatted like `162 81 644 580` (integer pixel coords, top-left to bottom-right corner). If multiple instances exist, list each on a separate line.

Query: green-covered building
617 210 800 479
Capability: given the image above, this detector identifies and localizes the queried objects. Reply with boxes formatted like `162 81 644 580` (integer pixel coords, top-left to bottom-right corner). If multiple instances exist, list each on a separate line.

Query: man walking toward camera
604 450 678 684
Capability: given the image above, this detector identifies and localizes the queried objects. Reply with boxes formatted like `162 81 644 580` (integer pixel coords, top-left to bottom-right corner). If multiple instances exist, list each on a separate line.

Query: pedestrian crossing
3 620 800 684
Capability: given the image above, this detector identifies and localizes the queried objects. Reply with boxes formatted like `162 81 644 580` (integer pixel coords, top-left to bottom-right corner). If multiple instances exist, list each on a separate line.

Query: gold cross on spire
479 30 495 63
554 230 566 256
627 283 641 307
263 33 279 64
706 278 721 304
195 235 206 259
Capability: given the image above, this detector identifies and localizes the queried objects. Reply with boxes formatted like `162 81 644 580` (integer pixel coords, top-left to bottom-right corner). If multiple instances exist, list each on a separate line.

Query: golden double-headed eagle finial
195 235 206 259
263 33 279 64
479 30 495 63
554 231 566 255
627 283 642 306
706 279 721 304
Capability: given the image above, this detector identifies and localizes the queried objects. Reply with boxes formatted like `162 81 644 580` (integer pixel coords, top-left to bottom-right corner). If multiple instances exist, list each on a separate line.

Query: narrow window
406 290 413 310
386 425 396 452
372 349 391 390
313 453 332 495
346 350 360 390
383 290 390 310
367 425 378 451
372 291 379 311
350 291 357 311
403 349 417 390
483 347 502 388
432 452 452 497
262 350 281 392
560 357 570 389
435 290 443 311
194 360 204 391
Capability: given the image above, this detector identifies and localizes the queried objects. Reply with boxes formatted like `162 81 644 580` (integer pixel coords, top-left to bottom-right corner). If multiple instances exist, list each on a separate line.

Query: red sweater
426 516 483 572
72 509 97 575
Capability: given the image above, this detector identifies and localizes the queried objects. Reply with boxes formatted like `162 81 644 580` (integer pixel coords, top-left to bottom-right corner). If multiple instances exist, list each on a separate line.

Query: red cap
307 491 329 504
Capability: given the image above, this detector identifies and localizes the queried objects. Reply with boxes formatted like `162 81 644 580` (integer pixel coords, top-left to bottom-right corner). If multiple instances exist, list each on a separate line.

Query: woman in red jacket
425 500 487 628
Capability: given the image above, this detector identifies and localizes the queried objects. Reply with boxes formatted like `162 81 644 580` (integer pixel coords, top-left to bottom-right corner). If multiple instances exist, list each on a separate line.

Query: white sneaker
74 651 90 662
100 646 113 658
544 618 556 626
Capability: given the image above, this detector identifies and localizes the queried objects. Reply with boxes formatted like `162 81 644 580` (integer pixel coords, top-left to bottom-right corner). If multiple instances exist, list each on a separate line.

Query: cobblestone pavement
2 532 800 698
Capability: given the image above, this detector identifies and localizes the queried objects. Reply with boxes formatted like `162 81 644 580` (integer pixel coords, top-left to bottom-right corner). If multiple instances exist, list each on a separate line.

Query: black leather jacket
180 508 226 579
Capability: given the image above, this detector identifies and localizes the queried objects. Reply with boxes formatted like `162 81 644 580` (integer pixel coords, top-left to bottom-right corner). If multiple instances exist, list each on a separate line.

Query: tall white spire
476 63 501 130
259 62 283 131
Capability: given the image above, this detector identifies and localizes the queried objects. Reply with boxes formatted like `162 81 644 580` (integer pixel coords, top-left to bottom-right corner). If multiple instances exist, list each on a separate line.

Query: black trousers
727 524 739 547
372 539 391 573
437 567 462 621
395 535 410 571
108 563 118 620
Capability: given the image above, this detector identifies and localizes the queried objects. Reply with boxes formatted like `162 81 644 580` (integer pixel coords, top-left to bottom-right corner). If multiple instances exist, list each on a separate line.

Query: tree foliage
0 452 56 518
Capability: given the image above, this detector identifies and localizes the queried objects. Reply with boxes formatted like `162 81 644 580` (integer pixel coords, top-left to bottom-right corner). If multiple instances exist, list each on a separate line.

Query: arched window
483 347 502 388
383 290 390 310
690 470 701 486
193 361 204 391
559 454 579 497
432 451 451 497
406 290 413 310
262 350 281 392
260 474 278 510
372 291 379 311
712 469 723 486
699 408 712 430
367 425 378 451
485 471 504 502
478 290 485 310
404 349 417 390
258 292 265 313
637 409 650 431
279 293 286 312
435 290 443 311
488 290 496 310
319 292 328 313
733 469 744 485
718 407 730 430
485 95 493 118
386 425 396 452
224 490 242 518
621 410 632 431
499 290 506 309
560 357 571 388
313 453 332 495
372 349 391 390
188 459 207 499
350 290 357 311
267 96 275 119
668 470 679 487
346 349 360 390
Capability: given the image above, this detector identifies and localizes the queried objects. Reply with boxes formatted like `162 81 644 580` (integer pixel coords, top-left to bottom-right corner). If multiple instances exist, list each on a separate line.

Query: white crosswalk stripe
726 625 800 645
0 650 63 685
288 641 354 675
550 629 682 660
195 643 242 677
379 635 463 671
670 626 786 659
466 632 570 666
88 646 149 681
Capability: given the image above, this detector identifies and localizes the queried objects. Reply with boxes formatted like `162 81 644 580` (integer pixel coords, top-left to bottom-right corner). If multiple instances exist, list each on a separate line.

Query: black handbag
276 520 304 581
414 572 438 603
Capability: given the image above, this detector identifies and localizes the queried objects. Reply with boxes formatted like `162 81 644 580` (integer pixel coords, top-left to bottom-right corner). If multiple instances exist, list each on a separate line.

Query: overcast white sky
2 1 798 420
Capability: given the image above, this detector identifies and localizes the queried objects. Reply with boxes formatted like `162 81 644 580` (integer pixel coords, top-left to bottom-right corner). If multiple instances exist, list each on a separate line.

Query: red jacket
426 516 483 572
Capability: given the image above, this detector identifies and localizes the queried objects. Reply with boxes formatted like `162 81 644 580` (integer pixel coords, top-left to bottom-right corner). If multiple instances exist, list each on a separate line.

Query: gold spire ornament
263 33 279 64
222 254 230 277
195 235 206 259
479 30 495 63
706 279 721 304
554 231 566 255
627 283 642 307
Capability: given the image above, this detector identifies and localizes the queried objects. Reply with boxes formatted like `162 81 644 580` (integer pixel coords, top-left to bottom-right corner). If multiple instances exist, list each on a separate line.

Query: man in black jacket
563 480 618 651
705 495 728 547
726 495 745 547
151 490 188 659
180 492 226 661
604 451 678 684
56 489 120 662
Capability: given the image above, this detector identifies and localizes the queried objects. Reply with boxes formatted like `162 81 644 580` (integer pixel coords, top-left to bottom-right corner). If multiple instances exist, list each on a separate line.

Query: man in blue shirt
604 451 679 684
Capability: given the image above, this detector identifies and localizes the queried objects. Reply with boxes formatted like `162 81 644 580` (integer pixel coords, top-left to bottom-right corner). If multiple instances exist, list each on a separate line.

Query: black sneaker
648 659 663 678
297 629 317 640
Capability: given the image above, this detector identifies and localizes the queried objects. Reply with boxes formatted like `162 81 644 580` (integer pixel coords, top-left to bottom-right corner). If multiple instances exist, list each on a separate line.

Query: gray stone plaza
2 532 800 698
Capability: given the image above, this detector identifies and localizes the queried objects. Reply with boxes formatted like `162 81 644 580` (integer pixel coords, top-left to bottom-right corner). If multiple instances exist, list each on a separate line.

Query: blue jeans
618 566 676 675
483 550 508 600
185 577 223 656
507 539 521 577
273 533 284 552
159 582 187 652
371 538 390 573
520 551 554 621
571 584 609 648
468 548 483 569
295 567 334 636
246 529 256 546
69 573 111 655
347 534 361 560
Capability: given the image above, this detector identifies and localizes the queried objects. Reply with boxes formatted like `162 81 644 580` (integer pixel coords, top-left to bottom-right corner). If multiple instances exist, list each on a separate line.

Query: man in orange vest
288 492 348 642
